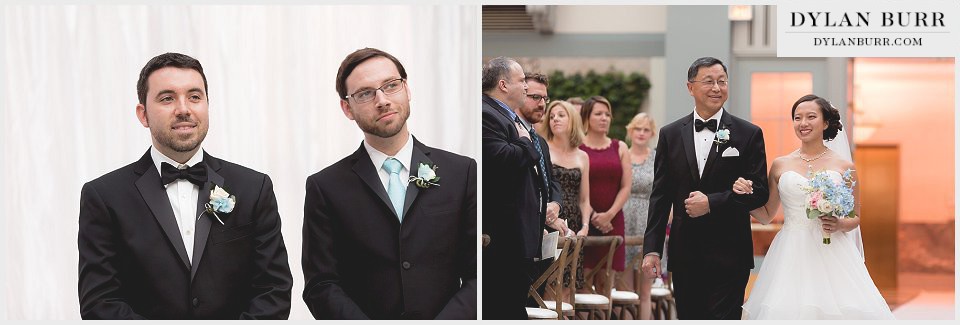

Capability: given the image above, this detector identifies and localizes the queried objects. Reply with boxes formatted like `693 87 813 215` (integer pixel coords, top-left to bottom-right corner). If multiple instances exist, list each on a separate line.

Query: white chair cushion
650 287 671 297
543 300 574 311
574 293 610 305
526 307 559 319
611 289 640 300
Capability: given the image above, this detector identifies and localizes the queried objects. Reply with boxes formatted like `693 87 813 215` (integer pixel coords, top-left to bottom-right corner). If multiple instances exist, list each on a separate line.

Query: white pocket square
721 147 740 157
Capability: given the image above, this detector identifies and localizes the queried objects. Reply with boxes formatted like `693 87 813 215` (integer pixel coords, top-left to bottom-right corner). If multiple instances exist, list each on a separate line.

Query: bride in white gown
732 95 894 319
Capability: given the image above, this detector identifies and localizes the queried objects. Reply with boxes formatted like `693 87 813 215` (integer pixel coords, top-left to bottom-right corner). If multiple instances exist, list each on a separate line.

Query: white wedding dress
742 170 895 319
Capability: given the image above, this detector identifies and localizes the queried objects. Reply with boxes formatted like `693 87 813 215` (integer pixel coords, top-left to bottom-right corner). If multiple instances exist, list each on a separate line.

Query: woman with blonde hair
543 100 592 290
622 112 657 319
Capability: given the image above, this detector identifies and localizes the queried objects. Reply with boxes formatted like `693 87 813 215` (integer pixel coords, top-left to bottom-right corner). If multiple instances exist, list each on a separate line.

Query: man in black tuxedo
78 53 293 319
302 48 476 320
641 57 769 319
481 57 544 319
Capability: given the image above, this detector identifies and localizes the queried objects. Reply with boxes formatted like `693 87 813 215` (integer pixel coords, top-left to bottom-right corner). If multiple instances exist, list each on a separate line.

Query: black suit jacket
482 94 559 260
643 111 769 273
78 150 293 319
302 138 477 319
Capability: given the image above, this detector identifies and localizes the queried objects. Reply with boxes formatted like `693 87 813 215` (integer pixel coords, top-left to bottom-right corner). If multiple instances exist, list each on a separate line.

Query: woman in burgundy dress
578 96 632 292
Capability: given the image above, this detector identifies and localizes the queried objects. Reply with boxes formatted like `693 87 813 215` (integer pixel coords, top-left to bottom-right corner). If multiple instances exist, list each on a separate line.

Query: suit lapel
678 113 701 187
403 139 433 221
351 144 401 223
701 112 733 183
133 150 191 271
191 152 223 281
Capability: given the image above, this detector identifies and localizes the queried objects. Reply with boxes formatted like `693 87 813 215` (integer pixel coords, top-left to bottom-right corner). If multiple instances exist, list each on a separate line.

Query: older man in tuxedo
302 48 476 320
77 52 293 319
642 57 769 319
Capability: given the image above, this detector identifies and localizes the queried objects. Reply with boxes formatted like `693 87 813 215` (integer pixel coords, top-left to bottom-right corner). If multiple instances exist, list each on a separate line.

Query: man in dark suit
519 72 565 235
481 57 545 319
78 53 293 319
302 48 476 320
642 57 769 320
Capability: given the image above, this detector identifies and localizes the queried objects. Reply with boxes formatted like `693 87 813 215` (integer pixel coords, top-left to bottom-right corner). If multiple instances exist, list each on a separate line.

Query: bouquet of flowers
802 169 857 244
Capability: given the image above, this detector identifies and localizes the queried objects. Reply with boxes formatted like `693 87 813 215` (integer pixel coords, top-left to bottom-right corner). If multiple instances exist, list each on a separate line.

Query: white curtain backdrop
1 5 478 320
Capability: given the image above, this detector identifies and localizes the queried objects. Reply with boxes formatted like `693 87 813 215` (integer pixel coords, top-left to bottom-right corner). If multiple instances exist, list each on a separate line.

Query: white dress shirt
364 133 414 195
693 108 724 177
151 146 204 263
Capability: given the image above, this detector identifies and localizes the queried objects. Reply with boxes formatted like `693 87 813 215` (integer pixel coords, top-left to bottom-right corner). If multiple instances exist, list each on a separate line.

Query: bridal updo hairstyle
791 94 843 141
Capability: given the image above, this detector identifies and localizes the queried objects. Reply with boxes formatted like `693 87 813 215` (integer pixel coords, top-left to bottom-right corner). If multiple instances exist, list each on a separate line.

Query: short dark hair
137 52 208 105
482 56 517 94
336 48 408 100
791 94 844 141
524 72 549 88
687 57 728 82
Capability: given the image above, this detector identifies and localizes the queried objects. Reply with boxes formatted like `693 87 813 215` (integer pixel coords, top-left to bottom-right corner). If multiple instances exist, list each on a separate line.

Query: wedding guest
481 56 540 319
579 96 632 292
567 97 585 114
542 100 592 293
622 112 657 319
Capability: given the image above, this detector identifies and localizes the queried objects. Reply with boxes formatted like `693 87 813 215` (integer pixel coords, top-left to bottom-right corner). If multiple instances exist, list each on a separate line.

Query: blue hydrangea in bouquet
802 169 857 244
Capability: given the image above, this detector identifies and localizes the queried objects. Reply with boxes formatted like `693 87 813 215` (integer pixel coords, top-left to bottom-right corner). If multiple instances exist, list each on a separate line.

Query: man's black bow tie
695 119 718 132
160 162 208 186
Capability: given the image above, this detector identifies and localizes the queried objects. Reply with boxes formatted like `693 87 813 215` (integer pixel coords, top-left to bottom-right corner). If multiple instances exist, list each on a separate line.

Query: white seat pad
575 293 610 305
526 307 559 319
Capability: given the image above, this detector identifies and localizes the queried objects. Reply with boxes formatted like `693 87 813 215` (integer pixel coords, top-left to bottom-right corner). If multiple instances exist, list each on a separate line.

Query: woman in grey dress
622 112 657 320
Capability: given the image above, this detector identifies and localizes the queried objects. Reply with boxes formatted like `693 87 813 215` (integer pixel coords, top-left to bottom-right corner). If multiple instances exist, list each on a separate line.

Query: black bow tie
695 119 718 132
160 161 208 186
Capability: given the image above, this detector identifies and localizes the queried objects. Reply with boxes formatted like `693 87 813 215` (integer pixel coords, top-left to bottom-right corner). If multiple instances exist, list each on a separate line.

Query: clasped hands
590 210 614 233
545 202 575 236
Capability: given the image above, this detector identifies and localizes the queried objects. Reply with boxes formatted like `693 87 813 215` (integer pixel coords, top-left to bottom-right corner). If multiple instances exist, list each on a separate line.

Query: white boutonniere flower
202 185 235 225
409 163 440 188
714 127 730 152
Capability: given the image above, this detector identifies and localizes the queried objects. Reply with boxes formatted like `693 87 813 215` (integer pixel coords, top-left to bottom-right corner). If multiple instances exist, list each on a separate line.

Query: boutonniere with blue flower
714 127 730 152
409 163 440 188
201 185 235 225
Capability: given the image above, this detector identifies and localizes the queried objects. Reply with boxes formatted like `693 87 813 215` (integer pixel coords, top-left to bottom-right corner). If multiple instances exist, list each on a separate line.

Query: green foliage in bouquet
548 70 651 141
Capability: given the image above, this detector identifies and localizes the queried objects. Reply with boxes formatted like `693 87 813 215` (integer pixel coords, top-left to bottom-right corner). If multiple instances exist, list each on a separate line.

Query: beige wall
554 5 666 34
852 58 955 224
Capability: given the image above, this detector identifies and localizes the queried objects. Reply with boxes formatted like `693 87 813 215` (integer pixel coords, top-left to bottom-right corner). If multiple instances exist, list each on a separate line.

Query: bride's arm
734 158 781 224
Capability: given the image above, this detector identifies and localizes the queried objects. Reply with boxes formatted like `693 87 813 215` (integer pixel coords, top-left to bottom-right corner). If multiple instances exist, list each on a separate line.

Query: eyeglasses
690 79 729 89
345 78 405 104
526 94 550 103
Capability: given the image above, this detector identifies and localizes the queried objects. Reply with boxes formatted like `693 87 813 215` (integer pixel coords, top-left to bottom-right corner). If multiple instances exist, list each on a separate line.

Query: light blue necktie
382 158 405 221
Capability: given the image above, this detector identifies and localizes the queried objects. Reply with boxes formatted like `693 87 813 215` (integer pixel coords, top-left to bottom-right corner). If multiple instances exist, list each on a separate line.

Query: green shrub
547 70 651 142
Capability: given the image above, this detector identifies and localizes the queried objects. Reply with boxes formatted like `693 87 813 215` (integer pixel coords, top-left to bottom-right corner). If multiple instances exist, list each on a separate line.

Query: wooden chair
611 235 644 319
573 235 622 320
526 236 571 320
543 235 583 319
650 272 675 319
649 232 676 320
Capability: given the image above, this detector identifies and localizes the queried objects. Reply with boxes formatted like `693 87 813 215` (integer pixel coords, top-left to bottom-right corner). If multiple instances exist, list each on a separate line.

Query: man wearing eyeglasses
302 48 476 320
642 57 769 319
519 73 566 236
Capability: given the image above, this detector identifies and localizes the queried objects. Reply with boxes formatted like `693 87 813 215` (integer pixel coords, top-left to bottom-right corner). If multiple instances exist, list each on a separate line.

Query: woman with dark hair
733 94 894 319
578 96 632 292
